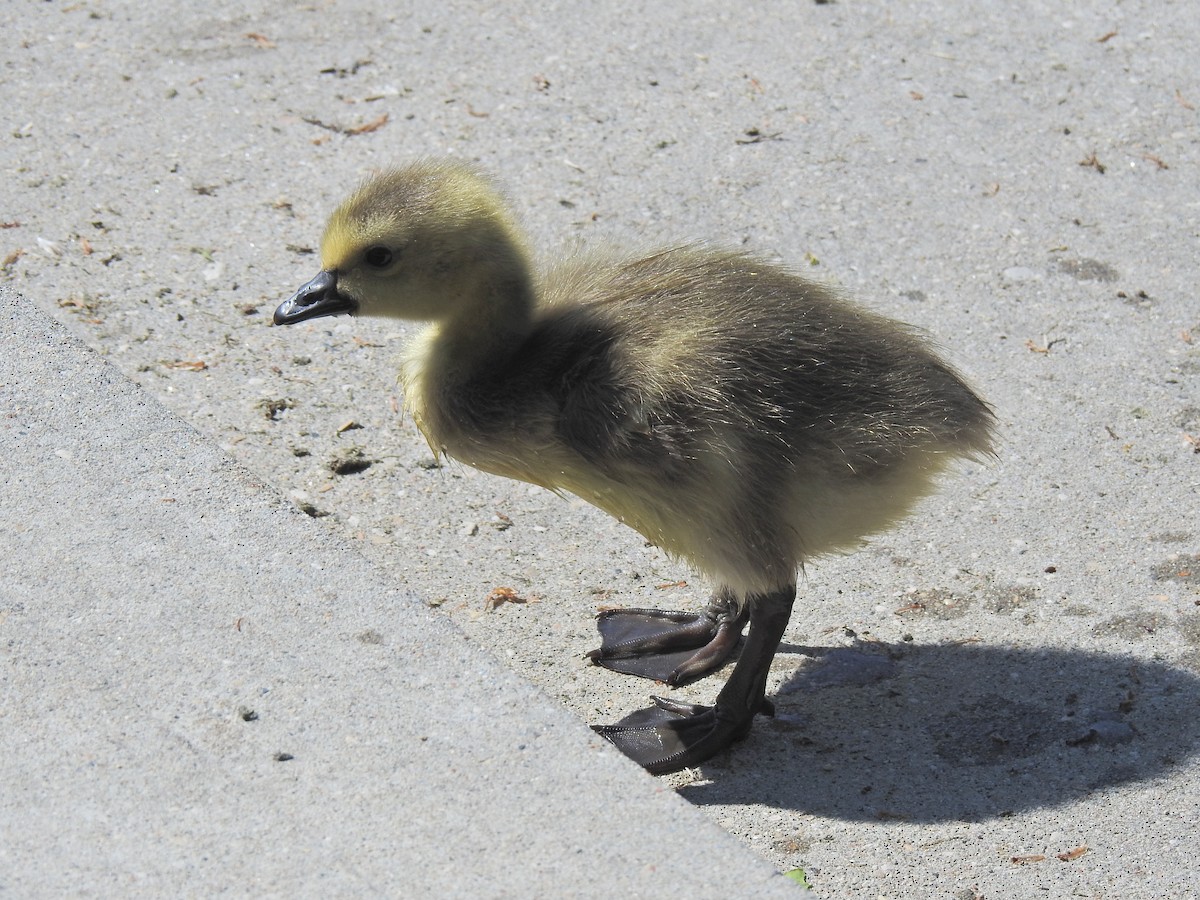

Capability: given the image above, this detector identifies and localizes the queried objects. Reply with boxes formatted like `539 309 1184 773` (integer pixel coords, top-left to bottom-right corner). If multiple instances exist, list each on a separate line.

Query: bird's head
274 160 530 327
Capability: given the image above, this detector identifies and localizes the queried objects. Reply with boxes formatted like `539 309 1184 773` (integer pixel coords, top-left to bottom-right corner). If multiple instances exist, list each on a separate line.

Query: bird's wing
552 337 693 482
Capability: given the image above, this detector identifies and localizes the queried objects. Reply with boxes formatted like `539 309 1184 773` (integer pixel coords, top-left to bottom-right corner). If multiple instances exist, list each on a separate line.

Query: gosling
274 160 995 775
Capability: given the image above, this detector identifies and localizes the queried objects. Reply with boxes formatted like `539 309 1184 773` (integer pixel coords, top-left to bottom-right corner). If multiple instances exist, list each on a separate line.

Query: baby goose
274 160 995 775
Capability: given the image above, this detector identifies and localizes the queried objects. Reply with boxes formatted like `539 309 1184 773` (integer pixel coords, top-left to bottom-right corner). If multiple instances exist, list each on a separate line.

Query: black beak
273 270 358 325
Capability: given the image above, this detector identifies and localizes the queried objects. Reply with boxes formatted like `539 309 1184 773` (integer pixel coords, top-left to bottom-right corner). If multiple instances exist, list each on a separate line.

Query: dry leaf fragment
485 586 536 611
1057 846 1088 862
246 32 276 48
303 114 388 136
165 359 208 371
327 447 373 475
1176 89 1196 111
346 113 388 135
258 398 294 420
735 127 784 144
1079 151 1107 174
1096 30 1118 42
1011 855 1046 865
58 295 102 322
336 420 362 434
655 580 688 589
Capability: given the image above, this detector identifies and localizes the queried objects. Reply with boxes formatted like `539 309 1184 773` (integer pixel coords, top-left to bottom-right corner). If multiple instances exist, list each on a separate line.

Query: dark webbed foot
592 696 773 775
587 589 747 685
593 586 795 775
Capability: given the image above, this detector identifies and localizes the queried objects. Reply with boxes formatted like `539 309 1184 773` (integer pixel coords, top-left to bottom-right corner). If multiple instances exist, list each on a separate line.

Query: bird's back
536 248 994 469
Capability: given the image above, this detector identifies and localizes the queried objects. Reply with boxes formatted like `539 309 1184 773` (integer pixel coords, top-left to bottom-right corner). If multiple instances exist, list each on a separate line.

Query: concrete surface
3 1 1199 897
0 287 794 897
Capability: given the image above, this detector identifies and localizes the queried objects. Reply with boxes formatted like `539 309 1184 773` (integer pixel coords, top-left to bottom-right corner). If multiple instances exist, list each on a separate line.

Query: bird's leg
592 585 795 775
587 587 748 685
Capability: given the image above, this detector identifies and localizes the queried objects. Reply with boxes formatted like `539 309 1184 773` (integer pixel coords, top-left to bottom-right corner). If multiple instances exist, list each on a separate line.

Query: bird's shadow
676 641 1200 823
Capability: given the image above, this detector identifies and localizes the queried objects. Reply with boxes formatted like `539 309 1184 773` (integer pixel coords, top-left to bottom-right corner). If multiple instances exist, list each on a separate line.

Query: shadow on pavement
678 640 1200 823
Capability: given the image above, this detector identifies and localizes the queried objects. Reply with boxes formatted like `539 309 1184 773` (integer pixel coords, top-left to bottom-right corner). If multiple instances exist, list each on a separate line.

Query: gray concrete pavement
3 1 1199 897
0 285 793 896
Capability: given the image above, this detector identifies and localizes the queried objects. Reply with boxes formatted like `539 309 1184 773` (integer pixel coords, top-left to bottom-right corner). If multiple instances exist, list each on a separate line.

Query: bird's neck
399 268 535 456
423 266 536 382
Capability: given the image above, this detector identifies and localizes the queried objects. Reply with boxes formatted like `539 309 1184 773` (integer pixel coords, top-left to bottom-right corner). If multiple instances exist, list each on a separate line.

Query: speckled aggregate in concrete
3 2 1199 897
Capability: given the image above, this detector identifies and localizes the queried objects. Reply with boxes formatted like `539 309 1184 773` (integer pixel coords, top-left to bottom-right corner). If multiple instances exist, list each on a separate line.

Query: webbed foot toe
587 602 746 685
592 695 772 775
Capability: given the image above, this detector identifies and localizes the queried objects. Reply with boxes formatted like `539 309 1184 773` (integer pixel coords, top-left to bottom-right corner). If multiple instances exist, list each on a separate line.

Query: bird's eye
364 246 393 268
